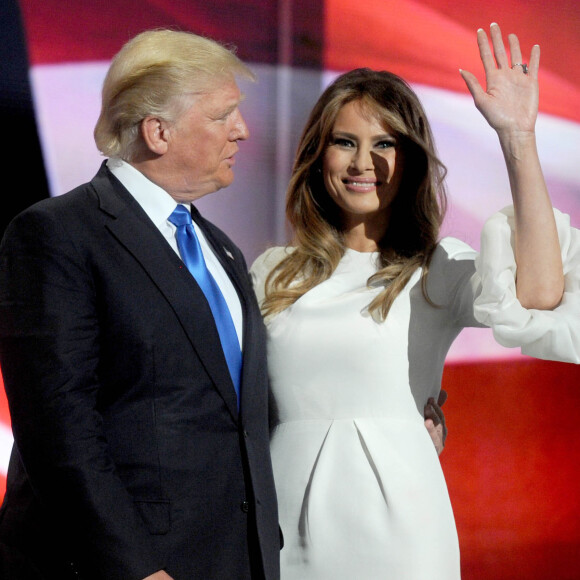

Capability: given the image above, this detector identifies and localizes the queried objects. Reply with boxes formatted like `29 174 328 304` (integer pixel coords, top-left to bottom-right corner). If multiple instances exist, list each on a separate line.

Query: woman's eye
376 140 396 149
332 137 355 148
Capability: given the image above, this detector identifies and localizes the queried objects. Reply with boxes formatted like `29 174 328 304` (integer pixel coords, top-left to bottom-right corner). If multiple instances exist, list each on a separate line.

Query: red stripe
325 0 580 123
18 0 280 65
1 357 579 577
441 357 580 578
18 0 580 122
0 371 9 429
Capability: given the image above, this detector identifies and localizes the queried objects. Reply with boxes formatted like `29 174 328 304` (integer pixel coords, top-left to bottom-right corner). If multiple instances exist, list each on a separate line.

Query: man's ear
141 116 169 155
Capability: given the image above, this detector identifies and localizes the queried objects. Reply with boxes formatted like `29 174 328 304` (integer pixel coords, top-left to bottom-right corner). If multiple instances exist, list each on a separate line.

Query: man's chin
217 170 235 190
199 184 236 202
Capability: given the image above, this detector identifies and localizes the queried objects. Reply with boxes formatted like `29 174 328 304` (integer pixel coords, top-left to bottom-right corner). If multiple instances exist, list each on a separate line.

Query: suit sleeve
0 204 165 579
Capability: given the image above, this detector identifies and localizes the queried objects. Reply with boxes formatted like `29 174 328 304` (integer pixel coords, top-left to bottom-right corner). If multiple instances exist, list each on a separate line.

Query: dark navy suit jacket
0 162 281 579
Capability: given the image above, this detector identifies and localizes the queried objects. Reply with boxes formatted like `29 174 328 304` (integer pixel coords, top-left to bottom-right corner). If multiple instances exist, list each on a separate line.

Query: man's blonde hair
94 28 255 161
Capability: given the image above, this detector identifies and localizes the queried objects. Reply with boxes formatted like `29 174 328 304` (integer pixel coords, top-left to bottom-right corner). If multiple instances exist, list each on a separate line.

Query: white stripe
0 422 13 477
28 63 580 364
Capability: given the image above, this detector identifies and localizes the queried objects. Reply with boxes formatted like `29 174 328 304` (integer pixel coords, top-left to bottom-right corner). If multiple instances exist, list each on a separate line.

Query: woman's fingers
507 33 523 69
476 27 495 77
490 22 509 69
528 43 541 78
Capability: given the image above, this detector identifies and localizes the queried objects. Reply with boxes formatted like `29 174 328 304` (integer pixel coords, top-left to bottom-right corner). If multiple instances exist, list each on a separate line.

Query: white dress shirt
107 158 243 348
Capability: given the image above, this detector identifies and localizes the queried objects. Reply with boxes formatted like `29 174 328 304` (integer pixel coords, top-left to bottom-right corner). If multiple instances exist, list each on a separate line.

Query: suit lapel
190 206 265 415
93 168 240 419
190 206 248 305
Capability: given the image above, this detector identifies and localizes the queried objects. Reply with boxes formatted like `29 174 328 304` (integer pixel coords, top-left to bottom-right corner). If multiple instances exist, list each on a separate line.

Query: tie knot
168 205 193 228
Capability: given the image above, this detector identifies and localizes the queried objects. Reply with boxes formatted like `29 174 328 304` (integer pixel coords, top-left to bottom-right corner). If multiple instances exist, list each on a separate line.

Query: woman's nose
350 147 373 171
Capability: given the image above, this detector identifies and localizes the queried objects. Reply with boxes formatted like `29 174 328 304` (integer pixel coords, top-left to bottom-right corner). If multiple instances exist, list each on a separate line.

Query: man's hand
424 390 448 456
143 572 174 580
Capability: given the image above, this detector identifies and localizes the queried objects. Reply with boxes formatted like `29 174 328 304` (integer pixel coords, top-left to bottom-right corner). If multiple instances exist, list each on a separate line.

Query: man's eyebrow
225 93 247 113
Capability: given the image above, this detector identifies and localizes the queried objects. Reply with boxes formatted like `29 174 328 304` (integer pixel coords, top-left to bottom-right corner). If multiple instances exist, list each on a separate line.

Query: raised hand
460 23 564 311
459 23 539 137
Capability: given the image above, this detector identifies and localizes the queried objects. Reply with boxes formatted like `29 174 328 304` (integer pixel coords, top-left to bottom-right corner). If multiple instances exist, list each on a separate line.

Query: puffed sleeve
473 206 580 363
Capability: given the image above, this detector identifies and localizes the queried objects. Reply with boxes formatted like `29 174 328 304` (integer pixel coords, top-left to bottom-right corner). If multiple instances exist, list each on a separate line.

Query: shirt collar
107 158 179 227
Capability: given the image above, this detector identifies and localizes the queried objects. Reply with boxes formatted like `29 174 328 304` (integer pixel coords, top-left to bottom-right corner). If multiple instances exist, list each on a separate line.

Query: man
0 29 280 579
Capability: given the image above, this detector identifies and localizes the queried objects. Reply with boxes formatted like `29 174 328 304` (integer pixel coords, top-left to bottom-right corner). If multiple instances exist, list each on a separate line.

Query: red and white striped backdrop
2 1 580 577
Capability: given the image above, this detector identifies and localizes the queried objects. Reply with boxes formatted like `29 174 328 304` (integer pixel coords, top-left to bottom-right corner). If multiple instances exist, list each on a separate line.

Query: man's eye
215 109 235 121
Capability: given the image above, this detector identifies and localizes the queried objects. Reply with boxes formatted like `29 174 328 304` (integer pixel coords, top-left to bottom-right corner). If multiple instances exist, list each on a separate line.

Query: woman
251 24 580 579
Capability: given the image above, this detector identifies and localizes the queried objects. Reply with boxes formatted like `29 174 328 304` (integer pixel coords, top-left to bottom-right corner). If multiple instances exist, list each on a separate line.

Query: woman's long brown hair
261 68 447 321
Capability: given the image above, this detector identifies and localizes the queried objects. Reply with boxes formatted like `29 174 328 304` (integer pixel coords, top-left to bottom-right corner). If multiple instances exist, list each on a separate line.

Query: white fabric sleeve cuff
473 206 580 364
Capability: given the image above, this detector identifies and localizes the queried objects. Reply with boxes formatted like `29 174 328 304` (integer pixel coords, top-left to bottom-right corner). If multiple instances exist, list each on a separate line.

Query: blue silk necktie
169 205 242 406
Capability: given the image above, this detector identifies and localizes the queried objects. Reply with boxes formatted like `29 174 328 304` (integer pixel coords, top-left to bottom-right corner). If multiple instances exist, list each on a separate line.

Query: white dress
250 207 580 580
